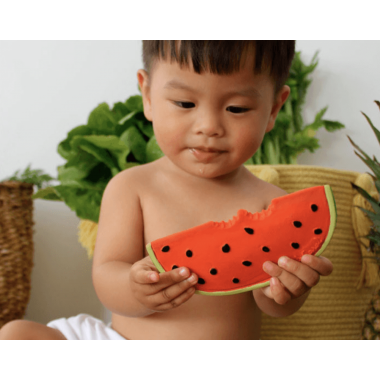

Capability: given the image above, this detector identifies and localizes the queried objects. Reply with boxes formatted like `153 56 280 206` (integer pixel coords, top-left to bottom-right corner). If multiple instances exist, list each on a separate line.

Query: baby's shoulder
114 161 158 187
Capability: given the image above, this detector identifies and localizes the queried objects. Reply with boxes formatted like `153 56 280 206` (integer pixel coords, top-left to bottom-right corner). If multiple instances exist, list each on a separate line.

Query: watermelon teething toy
146 185 337 296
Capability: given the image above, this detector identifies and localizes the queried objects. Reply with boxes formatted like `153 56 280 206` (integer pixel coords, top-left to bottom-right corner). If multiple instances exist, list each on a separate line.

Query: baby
0 40 333 340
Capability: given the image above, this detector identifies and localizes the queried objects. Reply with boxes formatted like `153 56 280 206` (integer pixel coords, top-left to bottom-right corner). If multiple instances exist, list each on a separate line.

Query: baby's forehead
157 42 257 73
154 52 270 84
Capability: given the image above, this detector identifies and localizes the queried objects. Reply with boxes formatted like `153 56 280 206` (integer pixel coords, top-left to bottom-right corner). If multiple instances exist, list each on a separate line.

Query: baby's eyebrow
164 79 195 92
163 79 262 99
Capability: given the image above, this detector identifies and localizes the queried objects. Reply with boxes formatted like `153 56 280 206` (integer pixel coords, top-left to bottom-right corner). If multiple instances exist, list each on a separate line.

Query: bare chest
140 178 268 247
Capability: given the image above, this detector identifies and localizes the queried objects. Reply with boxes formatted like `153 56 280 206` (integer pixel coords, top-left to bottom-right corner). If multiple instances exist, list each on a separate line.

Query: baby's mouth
189 147 225 162
190 146 225 153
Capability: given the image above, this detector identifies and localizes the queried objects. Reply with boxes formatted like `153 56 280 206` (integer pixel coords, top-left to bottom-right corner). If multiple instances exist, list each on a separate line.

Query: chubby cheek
153 120 185 157
233 129 263 162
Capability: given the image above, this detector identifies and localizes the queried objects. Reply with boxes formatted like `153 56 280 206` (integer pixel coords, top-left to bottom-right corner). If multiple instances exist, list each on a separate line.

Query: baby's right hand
129 256 198 312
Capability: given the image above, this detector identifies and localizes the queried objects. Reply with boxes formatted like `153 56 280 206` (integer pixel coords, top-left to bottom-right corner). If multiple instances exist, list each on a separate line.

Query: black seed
162 246 170 252
314 228 322 235
233 278 240 284
222 244 230 253
172 265 178 270
186 250 193 257
292 242 300 249
293 221 302 228
198 278 205 285
242 261 252 266
262 246 270 252
244 228 254 235
210 268 218 275
311 204 318 212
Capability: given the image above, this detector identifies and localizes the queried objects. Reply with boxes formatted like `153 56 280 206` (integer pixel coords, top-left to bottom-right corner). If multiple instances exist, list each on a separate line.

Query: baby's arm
92 170 197 318
253 254 333 318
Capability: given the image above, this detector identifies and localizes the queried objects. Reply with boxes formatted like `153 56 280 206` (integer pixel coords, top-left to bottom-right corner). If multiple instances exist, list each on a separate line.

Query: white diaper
47 313 126 340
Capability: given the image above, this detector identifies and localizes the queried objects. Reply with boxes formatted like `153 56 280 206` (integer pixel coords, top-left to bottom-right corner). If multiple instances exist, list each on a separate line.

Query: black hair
142 40 295 96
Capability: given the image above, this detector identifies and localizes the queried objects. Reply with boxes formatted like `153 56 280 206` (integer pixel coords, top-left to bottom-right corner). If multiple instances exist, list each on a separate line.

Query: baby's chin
163 154 244 181
182 162 242 181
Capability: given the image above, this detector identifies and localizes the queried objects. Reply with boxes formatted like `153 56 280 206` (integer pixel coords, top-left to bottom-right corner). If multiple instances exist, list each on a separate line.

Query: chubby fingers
301 254 333 276
134 257 196 288
132 255 162 284
131 258 199 311
262 255 331 303
260 276 293 305
147 270 199 311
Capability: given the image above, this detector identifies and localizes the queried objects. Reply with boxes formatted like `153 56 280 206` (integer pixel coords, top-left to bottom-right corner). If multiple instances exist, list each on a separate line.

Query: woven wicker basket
0 181 34 328
78 165 380 339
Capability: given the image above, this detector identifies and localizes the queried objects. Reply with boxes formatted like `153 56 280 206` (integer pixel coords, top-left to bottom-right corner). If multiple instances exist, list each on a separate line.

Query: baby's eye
175 102 195 109
227 106 250 114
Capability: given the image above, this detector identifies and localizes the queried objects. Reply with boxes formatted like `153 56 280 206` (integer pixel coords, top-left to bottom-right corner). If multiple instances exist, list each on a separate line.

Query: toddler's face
138 51 289 179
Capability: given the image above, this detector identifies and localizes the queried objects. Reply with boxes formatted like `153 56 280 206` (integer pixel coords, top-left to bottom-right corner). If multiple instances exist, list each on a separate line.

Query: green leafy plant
347 100 380 340
247 51 345 165
1 164 55 191
32 95 163 223
347 100 380 262
33 50 345 223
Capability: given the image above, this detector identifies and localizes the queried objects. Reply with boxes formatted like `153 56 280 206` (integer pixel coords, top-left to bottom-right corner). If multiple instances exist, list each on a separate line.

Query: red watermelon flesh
146 185 337 296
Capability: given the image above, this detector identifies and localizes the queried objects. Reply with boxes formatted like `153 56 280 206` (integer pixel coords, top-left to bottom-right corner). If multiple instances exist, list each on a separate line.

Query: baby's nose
195 111 225 137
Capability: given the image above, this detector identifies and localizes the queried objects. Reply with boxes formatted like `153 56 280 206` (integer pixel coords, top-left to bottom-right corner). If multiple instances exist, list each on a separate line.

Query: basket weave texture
0 181 34 328
246 165 379 339
78 165 380 339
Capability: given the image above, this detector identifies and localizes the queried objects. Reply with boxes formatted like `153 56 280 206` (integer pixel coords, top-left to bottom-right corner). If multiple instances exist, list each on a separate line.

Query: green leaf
81 135 131 172
264 136 279 164
314 107 328 122
284 99 293 117
285 133 320 154
117 111 138 126
53 185 103 223
286 79 297 86
62 179 107 191
351 182 380 214
124 162 140 170
274 112 292 129
57 150 99 182
323 120 345 132
347 135 380 179
136 120 154 138
67 125 94 139
87 103 118 134
362 111 380 146
57 125 94 160
70 136 120 176
125 95 144 113
2 164 55 190
112 102 131 120
120 126 146 162
146 135 164 163
32 186 62 201
354 206 380 230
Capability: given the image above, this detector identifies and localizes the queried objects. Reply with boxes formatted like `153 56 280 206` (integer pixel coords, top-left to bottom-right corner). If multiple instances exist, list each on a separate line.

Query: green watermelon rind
147 242 166 273
146 184 337 296
314 185 337 258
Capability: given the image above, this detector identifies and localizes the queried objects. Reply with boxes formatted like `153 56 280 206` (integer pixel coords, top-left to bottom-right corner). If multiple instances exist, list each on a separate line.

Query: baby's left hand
261 254 333 305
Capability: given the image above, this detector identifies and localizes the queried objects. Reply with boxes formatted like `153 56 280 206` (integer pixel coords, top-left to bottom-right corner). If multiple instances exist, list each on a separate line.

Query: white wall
0 41 379 324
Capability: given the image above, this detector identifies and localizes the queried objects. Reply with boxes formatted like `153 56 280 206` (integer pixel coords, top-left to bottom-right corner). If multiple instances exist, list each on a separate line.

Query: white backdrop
0 40 379 324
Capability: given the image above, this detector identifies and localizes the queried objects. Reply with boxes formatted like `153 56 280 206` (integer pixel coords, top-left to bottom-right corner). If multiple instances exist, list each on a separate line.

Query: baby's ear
137 69 153 122
266 85 291 133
